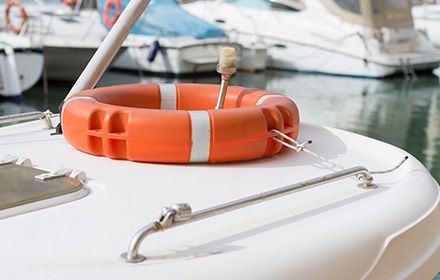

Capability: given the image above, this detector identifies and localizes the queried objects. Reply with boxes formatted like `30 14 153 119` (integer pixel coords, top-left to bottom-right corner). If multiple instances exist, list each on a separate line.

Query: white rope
271 129 344 170
271 129 409 176
370 156 408 175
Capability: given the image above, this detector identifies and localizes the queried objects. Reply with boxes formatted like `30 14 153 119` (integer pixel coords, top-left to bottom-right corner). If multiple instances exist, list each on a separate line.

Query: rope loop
271 129 409 183
271 129 344 170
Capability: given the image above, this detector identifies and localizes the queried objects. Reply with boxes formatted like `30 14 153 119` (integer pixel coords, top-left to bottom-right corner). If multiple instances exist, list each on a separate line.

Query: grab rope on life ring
5 0 27 34
62 83 300 163
103 0 121 28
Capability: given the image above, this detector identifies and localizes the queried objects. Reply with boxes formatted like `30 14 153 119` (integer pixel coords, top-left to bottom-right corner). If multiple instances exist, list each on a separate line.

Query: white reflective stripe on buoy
63 96 97 111
256 95 283 105
159 84 177 110
188 111 211 162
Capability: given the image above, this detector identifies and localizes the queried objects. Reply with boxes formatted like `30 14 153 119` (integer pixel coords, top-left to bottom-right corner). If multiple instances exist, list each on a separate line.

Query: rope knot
295 140 312 152
295 144 305 152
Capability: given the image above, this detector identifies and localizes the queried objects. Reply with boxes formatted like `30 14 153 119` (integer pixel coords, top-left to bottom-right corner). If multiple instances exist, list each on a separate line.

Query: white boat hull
113 36 267 74
13 49 44 91
0 41 44 95
413 4 440 48
265 37 440 77
0 116 439 279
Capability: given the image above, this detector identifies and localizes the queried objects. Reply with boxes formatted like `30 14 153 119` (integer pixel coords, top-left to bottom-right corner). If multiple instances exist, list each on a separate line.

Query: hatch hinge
35 167 86 182
0 154 31 167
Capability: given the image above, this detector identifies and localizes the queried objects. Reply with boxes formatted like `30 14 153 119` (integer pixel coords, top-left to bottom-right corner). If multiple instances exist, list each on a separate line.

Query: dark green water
4 69 439 182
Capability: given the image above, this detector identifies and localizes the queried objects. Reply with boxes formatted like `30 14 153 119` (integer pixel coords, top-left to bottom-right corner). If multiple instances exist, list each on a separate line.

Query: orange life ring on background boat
5 0 27 34
62 84 300 163
63 0 78 7
103 0 121 28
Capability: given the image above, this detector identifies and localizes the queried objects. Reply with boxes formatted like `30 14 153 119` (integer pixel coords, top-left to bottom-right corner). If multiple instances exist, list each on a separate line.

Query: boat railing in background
0 110 56 129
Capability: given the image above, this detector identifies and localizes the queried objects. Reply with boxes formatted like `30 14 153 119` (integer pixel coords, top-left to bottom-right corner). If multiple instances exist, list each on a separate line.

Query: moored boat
0 0 111 81
181 0 440 78
104 0 267 74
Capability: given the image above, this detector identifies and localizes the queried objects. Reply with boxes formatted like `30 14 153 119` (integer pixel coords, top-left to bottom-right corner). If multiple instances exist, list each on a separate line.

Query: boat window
320 0 366 25
333 0 361 14
370 0 413 28
269 0 306 11
385 0 411 9
371 0 382 14
384 0 412 23
321 0 413 28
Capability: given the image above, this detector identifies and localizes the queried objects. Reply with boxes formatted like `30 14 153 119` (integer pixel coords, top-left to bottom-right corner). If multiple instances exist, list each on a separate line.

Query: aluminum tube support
0 111 54 129
215 78 230 110
0 111 45 124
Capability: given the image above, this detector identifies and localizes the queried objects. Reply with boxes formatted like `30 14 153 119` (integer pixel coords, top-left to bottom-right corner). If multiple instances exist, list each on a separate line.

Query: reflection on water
261 72 440 182
2 70 440 181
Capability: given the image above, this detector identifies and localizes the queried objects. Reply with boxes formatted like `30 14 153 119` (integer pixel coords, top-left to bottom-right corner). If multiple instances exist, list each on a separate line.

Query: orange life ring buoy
103 0 121 28
5 0 27 34
62 84 300 163
63 0 78 7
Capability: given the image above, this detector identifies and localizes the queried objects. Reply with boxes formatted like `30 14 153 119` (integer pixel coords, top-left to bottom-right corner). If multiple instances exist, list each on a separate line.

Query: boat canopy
320 0 413 28
98 0 226 39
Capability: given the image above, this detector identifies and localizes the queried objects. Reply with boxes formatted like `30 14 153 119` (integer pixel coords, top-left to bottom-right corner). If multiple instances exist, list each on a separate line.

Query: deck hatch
0 163 88 219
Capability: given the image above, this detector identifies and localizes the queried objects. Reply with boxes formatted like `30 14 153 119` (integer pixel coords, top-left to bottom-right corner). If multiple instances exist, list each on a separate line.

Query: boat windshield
332 0 361 14
320 0 413 28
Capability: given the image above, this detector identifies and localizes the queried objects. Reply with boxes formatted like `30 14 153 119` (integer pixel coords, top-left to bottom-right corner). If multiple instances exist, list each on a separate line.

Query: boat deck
0 118 439 279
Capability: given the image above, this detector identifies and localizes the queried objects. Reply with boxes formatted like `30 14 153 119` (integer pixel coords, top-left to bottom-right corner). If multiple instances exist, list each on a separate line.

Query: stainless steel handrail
0 111 56 129
121 166 376 263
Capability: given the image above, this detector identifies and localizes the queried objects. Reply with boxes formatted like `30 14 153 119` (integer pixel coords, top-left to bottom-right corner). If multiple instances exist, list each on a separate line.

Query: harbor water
2 69 439 183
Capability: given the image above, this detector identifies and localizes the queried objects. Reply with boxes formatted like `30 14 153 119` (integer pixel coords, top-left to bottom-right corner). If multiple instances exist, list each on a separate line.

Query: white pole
65 0 152 100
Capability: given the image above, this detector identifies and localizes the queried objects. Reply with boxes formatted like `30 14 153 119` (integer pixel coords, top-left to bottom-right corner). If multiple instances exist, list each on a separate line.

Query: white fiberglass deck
0 117 439 279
